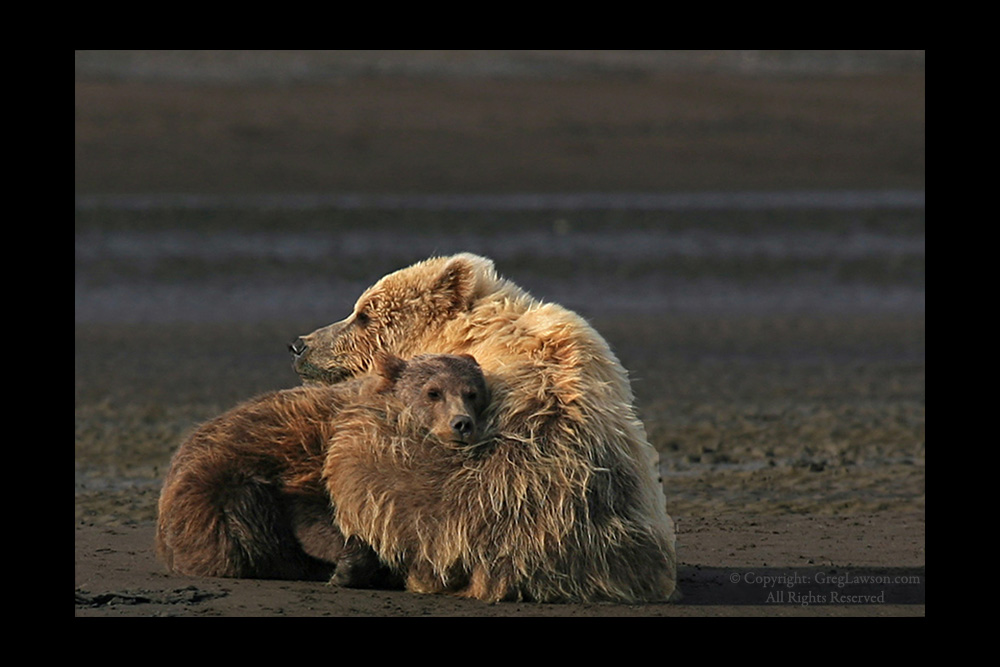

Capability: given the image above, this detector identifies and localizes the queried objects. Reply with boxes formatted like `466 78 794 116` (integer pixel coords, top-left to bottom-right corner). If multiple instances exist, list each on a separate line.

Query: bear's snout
450 415 475 441
289 338 308 357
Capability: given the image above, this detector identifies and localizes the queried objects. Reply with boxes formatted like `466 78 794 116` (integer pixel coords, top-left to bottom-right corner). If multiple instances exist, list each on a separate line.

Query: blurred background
75 50 924 527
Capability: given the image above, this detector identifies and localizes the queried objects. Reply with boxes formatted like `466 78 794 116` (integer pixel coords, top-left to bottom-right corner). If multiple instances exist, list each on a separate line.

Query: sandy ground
74 51 924 617
75 514 923 617
74 311 925 617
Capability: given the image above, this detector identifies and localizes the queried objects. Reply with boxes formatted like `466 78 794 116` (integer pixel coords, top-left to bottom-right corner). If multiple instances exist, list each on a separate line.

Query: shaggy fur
293 253 678 602
155 352 487 586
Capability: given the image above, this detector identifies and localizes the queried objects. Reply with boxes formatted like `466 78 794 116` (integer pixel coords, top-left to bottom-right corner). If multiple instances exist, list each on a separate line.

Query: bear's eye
465 391 477 401
355 310 370 327
427 388 442 401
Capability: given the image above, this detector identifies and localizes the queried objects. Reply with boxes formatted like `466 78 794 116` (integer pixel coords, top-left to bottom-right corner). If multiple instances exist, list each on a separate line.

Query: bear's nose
451 415 474 438
289 338 308 357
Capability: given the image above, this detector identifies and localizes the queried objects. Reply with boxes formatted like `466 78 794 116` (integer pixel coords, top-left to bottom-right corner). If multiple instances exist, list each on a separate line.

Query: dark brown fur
155 353 488 585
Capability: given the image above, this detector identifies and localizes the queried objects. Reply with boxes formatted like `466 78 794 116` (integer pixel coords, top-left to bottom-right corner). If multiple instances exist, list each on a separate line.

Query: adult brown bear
292 253 678 603
155 352 487 587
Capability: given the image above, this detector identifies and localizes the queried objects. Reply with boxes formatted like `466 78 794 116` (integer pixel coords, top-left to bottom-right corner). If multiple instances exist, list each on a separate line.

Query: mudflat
75 51 924 616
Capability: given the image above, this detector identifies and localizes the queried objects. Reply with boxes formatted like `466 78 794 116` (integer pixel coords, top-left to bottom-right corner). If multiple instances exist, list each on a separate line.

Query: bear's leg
330 537 403 589
290 495 347 563
401 560 474 597
221 479 338 581
404 562 450 595
458 562 517 603
161 469 336 581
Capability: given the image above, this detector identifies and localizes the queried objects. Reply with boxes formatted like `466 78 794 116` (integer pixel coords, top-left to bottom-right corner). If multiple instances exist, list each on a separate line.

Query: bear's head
290 254 497 385
372 351 489 446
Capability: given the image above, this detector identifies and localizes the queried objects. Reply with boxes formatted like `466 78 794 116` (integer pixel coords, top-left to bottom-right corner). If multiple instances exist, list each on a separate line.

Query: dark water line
75 190 925 212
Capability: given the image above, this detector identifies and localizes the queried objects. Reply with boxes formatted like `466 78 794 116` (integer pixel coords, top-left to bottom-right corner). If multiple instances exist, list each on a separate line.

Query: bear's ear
458 353 480 367
372 351 407 386
432 255 485 314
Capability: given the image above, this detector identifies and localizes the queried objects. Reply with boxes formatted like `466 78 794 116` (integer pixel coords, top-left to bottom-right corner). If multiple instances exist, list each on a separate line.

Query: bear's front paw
330 544 403 590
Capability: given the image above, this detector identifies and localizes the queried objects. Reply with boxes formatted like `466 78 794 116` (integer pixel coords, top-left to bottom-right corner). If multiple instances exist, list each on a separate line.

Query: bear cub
155 352 488 585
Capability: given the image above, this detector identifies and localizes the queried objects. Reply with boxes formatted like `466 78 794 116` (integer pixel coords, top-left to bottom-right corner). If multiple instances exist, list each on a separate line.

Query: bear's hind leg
221 480 335 581
159 470 334 581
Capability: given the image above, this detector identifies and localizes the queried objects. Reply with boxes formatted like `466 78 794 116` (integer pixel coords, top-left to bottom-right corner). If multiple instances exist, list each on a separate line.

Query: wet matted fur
295 253 678 602
155 353 487 585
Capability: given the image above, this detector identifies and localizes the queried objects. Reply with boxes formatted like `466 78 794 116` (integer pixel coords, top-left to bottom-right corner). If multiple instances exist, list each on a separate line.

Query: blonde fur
156 352 487 587
298 254 678 602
